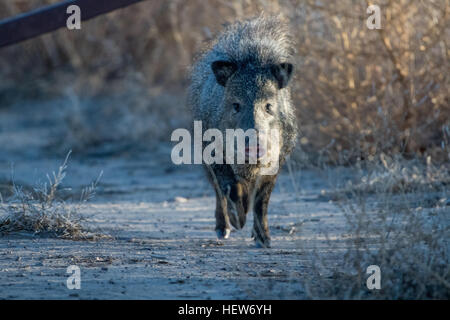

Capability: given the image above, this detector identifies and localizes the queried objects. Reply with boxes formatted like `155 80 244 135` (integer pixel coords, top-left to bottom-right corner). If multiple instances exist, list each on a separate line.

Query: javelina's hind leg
215 192 231 239
252 178 276 248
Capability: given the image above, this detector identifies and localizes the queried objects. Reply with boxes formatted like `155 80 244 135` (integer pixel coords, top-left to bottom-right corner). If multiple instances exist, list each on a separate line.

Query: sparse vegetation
0 152 106 240
0 0 448 299
296 153 450 299
0 0 448 161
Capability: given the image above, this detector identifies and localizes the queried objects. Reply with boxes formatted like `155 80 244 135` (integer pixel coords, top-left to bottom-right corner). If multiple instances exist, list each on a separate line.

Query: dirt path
0 152 347 299
0 99 353 299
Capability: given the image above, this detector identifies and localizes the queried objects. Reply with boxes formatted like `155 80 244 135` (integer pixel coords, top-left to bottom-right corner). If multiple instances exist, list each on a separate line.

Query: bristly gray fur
189 16 293 114
207 15 294 68
188 15 297 159
187 15 298 246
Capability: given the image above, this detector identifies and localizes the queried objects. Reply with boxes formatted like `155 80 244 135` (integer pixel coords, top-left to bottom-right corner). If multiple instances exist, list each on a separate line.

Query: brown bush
0 0 448 163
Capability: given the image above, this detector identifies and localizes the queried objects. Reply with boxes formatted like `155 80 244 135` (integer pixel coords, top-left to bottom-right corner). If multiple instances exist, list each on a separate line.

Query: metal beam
0 0 146 48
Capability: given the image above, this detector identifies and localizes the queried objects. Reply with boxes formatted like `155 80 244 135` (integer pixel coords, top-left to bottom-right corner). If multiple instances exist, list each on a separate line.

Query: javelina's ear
270 63 294 89
212 60 238 86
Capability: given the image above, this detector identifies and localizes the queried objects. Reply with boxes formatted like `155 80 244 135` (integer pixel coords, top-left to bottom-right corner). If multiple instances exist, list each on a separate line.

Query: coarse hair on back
209 15 295 67
190 15 295 83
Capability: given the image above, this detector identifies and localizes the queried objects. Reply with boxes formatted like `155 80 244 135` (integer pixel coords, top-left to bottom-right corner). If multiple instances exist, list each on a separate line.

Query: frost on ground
0 151 107 240
1 153 447 299
0 153 334 299
0 100 448 299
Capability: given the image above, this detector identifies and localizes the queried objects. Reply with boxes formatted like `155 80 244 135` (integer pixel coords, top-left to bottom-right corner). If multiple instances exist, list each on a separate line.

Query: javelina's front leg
225 181 249 230
215 191 231 239
206 164 234 239
252 178 276 248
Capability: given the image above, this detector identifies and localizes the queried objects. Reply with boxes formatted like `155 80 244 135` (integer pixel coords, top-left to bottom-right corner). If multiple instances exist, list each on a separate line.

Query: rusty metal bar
0 0 146 48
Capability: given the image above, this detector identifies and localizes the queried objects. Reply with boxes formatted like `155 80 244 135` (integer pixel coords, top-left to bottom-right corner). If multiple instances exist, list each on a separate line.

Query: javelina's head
211 60 293 164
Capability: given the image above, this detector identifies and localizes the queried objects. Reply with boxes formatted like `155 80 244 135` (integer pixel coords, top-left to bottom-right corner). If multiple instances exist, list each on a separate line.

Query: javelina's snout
244 134 266 160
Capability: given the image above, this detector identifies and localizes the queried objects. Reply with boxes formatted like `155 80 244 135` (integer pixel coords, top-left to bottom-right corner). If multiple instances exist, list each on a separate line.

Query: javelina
188 16 298 247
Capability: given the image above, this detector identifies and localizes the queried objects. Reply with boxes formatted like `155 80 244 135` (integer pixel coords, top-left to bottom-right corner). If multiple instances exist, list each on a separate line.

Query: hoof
216 228 231 239
254 237 271 248
252 230 271 248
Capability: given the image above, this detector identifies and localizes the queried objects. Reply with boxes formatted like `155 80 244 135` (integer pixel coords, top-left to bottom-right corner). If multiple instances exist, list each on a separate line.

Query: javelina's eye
233 103 241 112
265 103 273 114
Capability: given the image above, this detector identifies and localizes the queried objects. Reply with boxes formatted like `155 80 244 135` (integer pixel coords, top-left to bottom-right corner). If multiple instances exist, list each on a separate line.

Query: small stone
174 196 188 203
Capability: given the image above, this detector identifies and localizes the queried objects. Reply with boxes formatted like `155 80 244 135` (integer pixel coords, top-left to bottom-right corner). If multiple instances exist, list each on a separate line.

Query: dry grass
0 152 106 240
0 0 448 299
324 154 450 200
300 153 449 299
291 0 449 164
0 0 448 161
